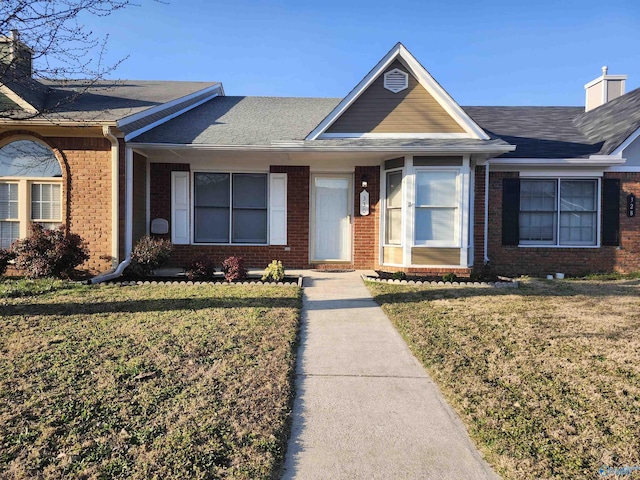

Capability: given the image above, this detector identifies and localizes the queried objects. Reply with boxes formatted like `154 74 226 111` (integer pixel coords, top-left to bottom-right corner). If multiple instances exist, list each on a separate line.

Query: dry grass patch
0 281 301 479
367 278 640 480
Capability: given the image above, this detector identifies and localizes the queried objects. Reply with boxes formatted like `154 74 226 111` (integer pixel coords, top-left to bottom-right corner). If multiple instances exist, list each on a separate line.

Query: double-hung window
519 179 597 246
194 172 268 244
0 140 63 248
385 170 403 245
414 170 459 246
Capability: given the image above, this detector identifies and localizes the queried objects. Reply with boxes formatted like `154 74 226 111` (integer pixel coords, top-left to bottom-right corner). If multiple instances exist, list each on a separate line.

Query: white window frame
0 177 63 246
191 170 270 246
412 167 461 248
383 168 404 248
518 177 601 248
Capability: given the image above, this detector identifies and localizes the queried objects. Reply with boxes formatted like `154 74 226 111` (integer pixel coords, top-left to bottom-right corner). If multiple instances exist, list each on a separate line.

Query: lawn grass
0 280 301 479
367 278 640 480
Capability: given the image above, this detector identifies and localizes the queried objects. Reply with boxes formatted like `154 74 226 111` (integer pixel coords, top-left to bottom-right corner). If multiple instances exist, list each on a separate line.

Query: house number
628 193 636 217
360 189 370 216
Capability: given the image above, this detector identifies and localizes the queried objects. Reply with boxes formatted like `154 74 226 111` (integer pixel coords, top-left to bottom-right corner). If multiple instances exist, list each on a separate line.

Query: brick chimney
584 66 627 112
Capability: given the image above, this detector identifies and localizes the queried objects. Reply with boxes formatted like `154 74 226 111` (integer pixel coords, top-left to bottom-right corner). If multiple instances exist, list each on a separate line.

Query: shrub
443 272 458 283
262 260 285 282
127 236 173 277
185 254 216 280
10 224 89 278
0 248 16 276
221 256 247 282
392 271 407 281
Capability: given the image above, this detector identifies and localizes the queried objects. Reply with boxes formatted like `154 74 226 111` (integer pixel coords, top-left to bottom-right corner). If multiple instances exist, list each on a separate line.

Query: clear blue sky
81 0 639 106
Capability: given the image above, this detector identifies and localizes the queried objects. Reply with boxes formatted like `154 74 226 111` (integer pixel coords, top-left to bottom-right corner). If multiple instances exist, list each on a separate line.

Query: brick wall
484 171 640 276
149 163 312 269
353 166 380 269
0 131 114 274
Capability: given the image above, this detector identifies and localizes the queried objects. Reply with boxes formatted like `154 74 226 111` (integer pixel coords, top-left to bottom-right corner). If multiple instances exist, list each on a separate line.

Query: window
414 170 458 245
519 179 597 246
385 171 402 245
194 172 267 244
0 140 62 248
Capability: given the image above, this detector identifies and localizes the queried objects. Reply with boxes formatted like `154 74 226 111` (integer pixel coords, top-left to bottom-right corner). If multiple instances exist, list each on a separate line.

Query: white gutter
129 142 516 154
102 126 120 267
484 161 490 265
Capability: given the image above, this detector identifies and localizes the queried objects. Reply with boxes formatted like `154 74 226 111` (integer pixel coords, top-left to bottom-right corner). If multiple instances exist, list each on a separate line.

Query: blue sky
81 0 639 106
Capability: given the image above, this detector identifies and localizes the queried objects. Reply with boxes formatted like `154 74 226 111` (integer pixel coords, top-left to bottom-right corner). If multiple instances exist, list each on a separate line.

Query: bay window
414 170 459 245
384 170 402 245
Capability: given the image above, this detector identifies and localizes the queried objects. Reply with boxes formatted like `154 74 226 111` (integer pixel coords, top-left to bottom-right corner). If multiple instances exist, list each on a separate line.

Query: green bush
221 256 247 282
10 224 89 278
0 248 16 276
262 260 285 282
185 254 216 280
442 272 457 283
392 271 407 281
127 236 173 277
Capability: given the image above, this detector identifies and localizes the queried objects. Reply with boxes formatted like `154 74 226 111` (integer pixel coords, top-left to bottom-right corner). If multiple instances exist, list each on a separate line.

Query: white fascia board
306 43 402 140
123 92 220 142
118 83 222 128
130 142 515 154
318 132 473 139
0 84 39 113
489 156 626 167
584 74 628 89
611 126 640 156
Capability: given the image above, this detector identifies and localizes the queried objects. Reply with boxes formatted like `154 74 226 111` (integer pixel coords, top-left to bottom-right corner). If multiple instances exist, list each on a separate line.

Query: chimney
0 29 33 78
584 66 627 111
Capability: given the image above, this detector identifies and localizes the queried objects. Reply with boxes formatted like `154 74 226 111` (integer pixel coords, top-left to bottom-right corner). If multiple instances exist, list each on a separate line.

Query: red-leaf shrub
10 224 89 278
221 256 247 282
185 254 216 280
0 248 16 276
127 235 173 277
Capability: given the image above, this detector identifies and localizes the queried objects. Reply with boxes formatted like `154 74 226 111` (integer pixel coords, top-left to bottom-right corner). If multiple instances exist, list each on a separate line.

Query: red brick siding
354 166 380 269
0 131 114 273
484 171 640 276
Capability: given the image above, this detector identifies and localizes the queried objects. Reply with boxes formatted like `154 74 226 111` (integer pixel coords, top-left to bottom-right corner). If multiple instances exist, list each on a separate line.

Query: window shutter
602 178 620 246
502 178 520 246
269 173 287 245
171 171 190 245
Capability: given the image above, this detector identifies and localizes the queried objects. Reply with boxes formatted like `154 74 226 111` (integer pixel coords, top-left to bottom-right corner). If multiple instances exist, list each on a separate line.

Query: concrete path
281 270 499 480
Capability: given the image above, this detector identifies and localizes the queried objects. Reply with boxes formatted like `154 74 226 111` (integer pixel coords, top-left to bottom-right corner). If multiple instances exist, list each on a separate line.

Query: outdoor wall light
361 175 368 188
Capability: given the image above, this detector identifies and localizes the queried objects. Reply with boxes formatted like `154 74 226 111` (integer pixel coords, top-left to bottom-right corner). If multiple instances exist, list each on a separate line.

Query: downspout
484 160 490 264
93 127 131 284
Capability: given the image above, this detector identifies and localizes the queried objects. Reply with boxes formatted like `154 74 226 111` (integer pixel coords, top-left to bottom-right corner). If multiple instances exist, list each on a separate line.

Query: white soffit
306 43 489 141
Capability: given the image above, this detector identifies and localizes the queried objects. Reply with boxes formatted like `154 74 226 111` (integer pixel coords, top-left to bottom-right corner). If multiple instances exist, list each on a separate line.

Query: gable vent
383 68 409 93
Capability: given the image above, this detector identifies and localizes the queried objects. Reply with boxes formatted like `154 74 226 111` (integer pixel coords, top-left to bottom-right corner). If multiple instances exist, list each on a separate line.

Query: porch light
361 175 368 188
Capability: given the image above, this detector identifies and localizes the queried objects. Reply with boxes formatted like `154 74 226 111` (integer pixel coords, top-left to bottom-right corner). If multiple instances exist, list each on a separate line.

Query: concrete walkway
281 270 499 480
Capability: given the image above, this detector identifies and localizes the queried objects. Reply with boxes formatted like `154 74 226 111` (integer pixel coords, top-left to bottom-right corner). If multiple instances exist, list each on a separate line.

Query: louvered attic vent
383 68 409 93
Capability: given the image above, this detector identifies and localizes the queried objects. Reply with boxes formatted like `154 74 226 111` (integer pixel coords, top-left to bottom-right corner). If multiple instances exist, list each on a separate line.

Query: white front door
312 175 352 261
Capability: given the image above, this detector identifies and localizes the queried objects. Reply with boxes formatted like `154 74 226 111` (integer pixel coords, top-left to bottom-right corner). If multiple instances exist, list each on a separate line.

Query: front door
312 175 352 262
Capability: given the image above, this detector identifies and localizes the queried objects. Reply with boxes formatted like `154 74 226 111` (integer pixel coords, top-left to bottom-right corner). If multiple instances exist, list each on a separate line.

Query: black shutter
602 179 620 246
502 178 520 246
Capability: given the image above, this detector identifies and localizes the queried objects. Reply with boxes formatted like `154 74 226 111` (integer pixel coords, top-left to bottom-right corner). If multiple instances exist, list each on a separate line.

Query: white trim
0 85 38 113
402 156 414 266
124 92 221 142
584 74 627 89
611 126 640 156
269 173 287 245
520 170 604 177
305 43 489 141
118 84 222 128
317 132 473 139
125 147 134 256
171 171 190 245
130 142 514 154
459 156 470 266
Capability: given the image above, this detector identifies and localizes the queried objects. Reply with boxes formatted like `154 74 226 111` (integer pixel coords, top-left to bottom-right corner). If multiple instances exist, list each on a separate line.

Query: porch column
459 155 471 267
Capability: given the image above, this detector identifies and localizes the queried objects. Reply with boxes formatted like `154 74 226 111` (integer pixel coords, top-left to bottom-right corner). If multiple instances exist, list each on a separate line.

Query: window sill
518 244 600 249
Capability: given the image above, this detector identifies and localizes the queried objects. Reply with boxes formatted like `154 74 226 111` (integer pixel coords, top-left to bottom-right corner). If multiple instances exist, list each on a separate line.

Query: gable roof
306 43 489 140
573 86 640 155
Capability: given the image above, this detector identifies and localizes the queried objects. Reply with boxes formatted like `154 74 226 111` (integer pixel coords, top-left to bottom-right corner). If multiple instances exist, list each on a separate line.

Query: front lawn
367 278 640 480
0 280 301 479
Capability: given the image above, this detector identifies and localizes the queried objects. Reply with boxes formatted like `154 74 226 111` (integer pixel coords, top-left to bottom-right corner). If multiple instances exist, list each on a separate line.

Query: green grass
367 278 640 480
0 280 301 479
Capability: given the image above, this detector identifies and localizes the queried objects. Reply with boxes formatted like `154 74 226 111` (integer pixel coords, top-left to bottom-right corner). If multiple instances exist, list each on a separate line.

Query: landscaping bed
369 271 517 288
366 278 640 480
0 280 301 479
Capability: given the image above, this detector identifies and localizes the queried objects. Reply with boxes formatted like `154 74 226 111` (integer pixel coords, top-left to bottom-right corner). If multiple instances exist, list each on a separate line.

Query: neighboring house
2 37 640 277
